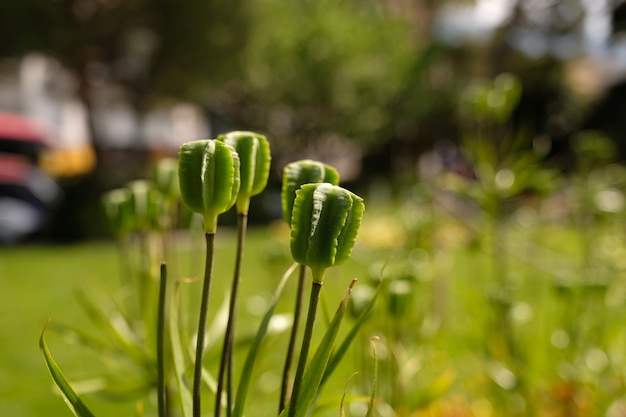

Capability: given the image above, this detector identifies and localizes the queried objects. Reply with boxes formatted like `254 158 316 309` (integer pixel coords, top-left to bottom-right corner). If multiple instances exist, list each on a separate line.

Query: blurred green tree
221 0 455 168
0 0 250 111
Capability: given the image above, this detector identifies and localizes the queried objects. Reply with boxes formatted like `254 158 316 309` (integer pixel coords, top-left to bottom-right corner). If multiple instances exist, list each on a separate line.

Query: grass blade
321 281 380 386
157 263 167 417
75 287 148 366
294 279 357 417
365 337 380 417
39 322 97 417
340 372 359 417
232 262 298 417
170 282 193 417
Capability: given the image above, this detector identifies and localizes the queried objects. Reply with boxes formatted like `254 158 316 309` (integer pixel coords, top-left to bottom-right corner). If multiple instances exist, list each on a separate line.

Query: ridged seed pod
290 183 364 282
101 188 134 238
153 157 180 203
281 160 340 225
178 139 240 232
127 180 163 232
218 131 271 214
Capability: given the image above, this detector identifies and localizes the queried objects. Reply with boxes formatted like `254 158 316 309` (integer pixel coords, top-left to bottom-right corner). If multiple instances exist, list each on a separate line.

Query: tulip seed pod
218 131 271 214
281 160 340 225
178 139 240 232
386 279 414 318
290 183 364 283
153 158 180 203
127 180 163 232
101 188 134 238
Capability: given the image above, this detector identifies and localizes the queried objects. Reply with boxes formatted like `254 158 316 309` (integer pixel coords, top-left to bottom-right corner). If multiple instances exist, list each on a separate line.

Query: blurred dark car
0 112 61 244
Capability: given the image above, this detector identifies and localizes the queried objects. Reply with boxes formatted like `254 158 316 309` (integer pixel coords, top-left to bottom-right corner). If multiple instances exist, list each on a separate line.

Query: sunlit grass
0 226 376 417
8 203 623 416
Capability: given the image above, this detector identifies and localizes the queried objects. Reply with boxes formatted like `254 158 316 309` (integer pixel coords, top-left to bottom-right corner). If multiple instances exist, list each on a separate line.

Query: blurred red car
0 112 61 244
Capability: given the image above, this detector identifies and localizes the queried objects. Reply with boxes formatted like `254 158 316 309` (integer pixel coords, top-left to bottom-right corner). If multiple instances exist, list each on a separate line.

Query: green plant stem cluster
40 132 370 417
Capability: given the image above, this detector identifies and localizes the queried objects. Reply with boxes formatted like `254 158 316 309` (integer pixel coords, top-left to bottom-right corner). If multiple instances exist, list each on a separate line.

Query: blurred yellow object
40 146 96 178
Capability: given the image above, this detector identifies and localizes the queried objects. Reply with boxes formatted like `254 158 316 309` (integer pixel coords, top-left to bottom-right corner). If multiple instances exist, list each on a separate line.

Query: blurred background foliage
1 0 626 239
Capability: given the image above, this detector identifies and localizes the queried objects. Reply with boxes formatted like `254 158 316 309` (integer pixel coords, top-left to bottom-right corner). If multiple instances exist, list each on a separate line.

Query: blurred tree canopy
4 0 626 241
224 0 451 152
1 0 625 168
0 0 250 105
0 0 453 153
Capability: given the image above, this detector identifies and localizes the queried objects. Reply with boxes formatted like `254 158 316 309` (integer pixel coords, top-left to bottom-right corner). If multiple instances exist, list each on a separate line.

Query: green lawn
4 214 624 417
0 227 377 417
0 242 124 416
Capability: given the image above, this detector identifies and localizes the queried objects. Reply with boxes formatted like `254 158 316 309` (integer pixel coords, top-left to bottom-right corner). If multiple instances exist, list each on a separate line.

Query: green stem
215 213 248 417
279 264 307 413
157 262 167 417
117 236 134 319
193 232 216 417
138 231 150 321
288 280 323 417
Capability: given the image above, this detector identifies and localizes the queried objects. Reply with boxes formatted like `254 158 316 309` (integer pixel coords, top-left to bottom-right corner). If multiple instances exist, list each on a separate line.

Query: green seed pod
127 180 163 232
178 139 240 232
386 279 414 318
348 284 376 319
153 158 180 203
281 160 340 225
101 188 134 238
490 73 521 122
290 183 364 283
218 131 271 214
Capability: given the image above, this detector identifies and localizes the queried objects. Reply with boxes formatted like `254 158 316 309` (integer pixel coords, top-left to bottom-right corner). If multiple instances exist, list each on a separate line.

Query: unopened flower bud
178 139 240 232
101 188 134 238
290 183 364 282
153 158 180 202
281 160 340 225
218 131 271 214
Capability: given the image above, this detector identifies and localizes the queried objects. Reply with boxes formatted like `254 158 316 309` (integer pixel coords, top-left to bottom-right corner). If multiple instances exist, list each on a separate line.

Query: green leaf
365 337 379 417
169 283 193 417
281 160 340 225
74 288 149 368
51 322 114 354
293 279 357 417
232 262 298 417
321 282 380 386
340 373 359 417
39 323 97 417
218 131 272 214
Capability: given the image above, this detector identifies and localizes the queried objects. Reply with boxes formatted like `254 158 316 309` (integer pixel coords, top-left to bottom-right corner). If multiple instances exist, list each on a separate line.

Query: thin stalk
288 280 323 417
157 262 167 417
116 236 132 287
137 231 149 319
193 232 216 417
215 213 248 417
117 236 135 320
279 264 307 413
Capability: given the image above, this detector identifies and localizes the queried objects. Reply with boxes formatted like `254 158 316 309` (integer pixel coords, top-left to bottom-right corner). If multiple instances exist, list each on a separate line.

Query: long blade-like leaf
294 279 357 417
232 262 298 417
365 337 379 417
169 282 193 417
75 287 148 366
321 282 380 386
39 323 97 417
